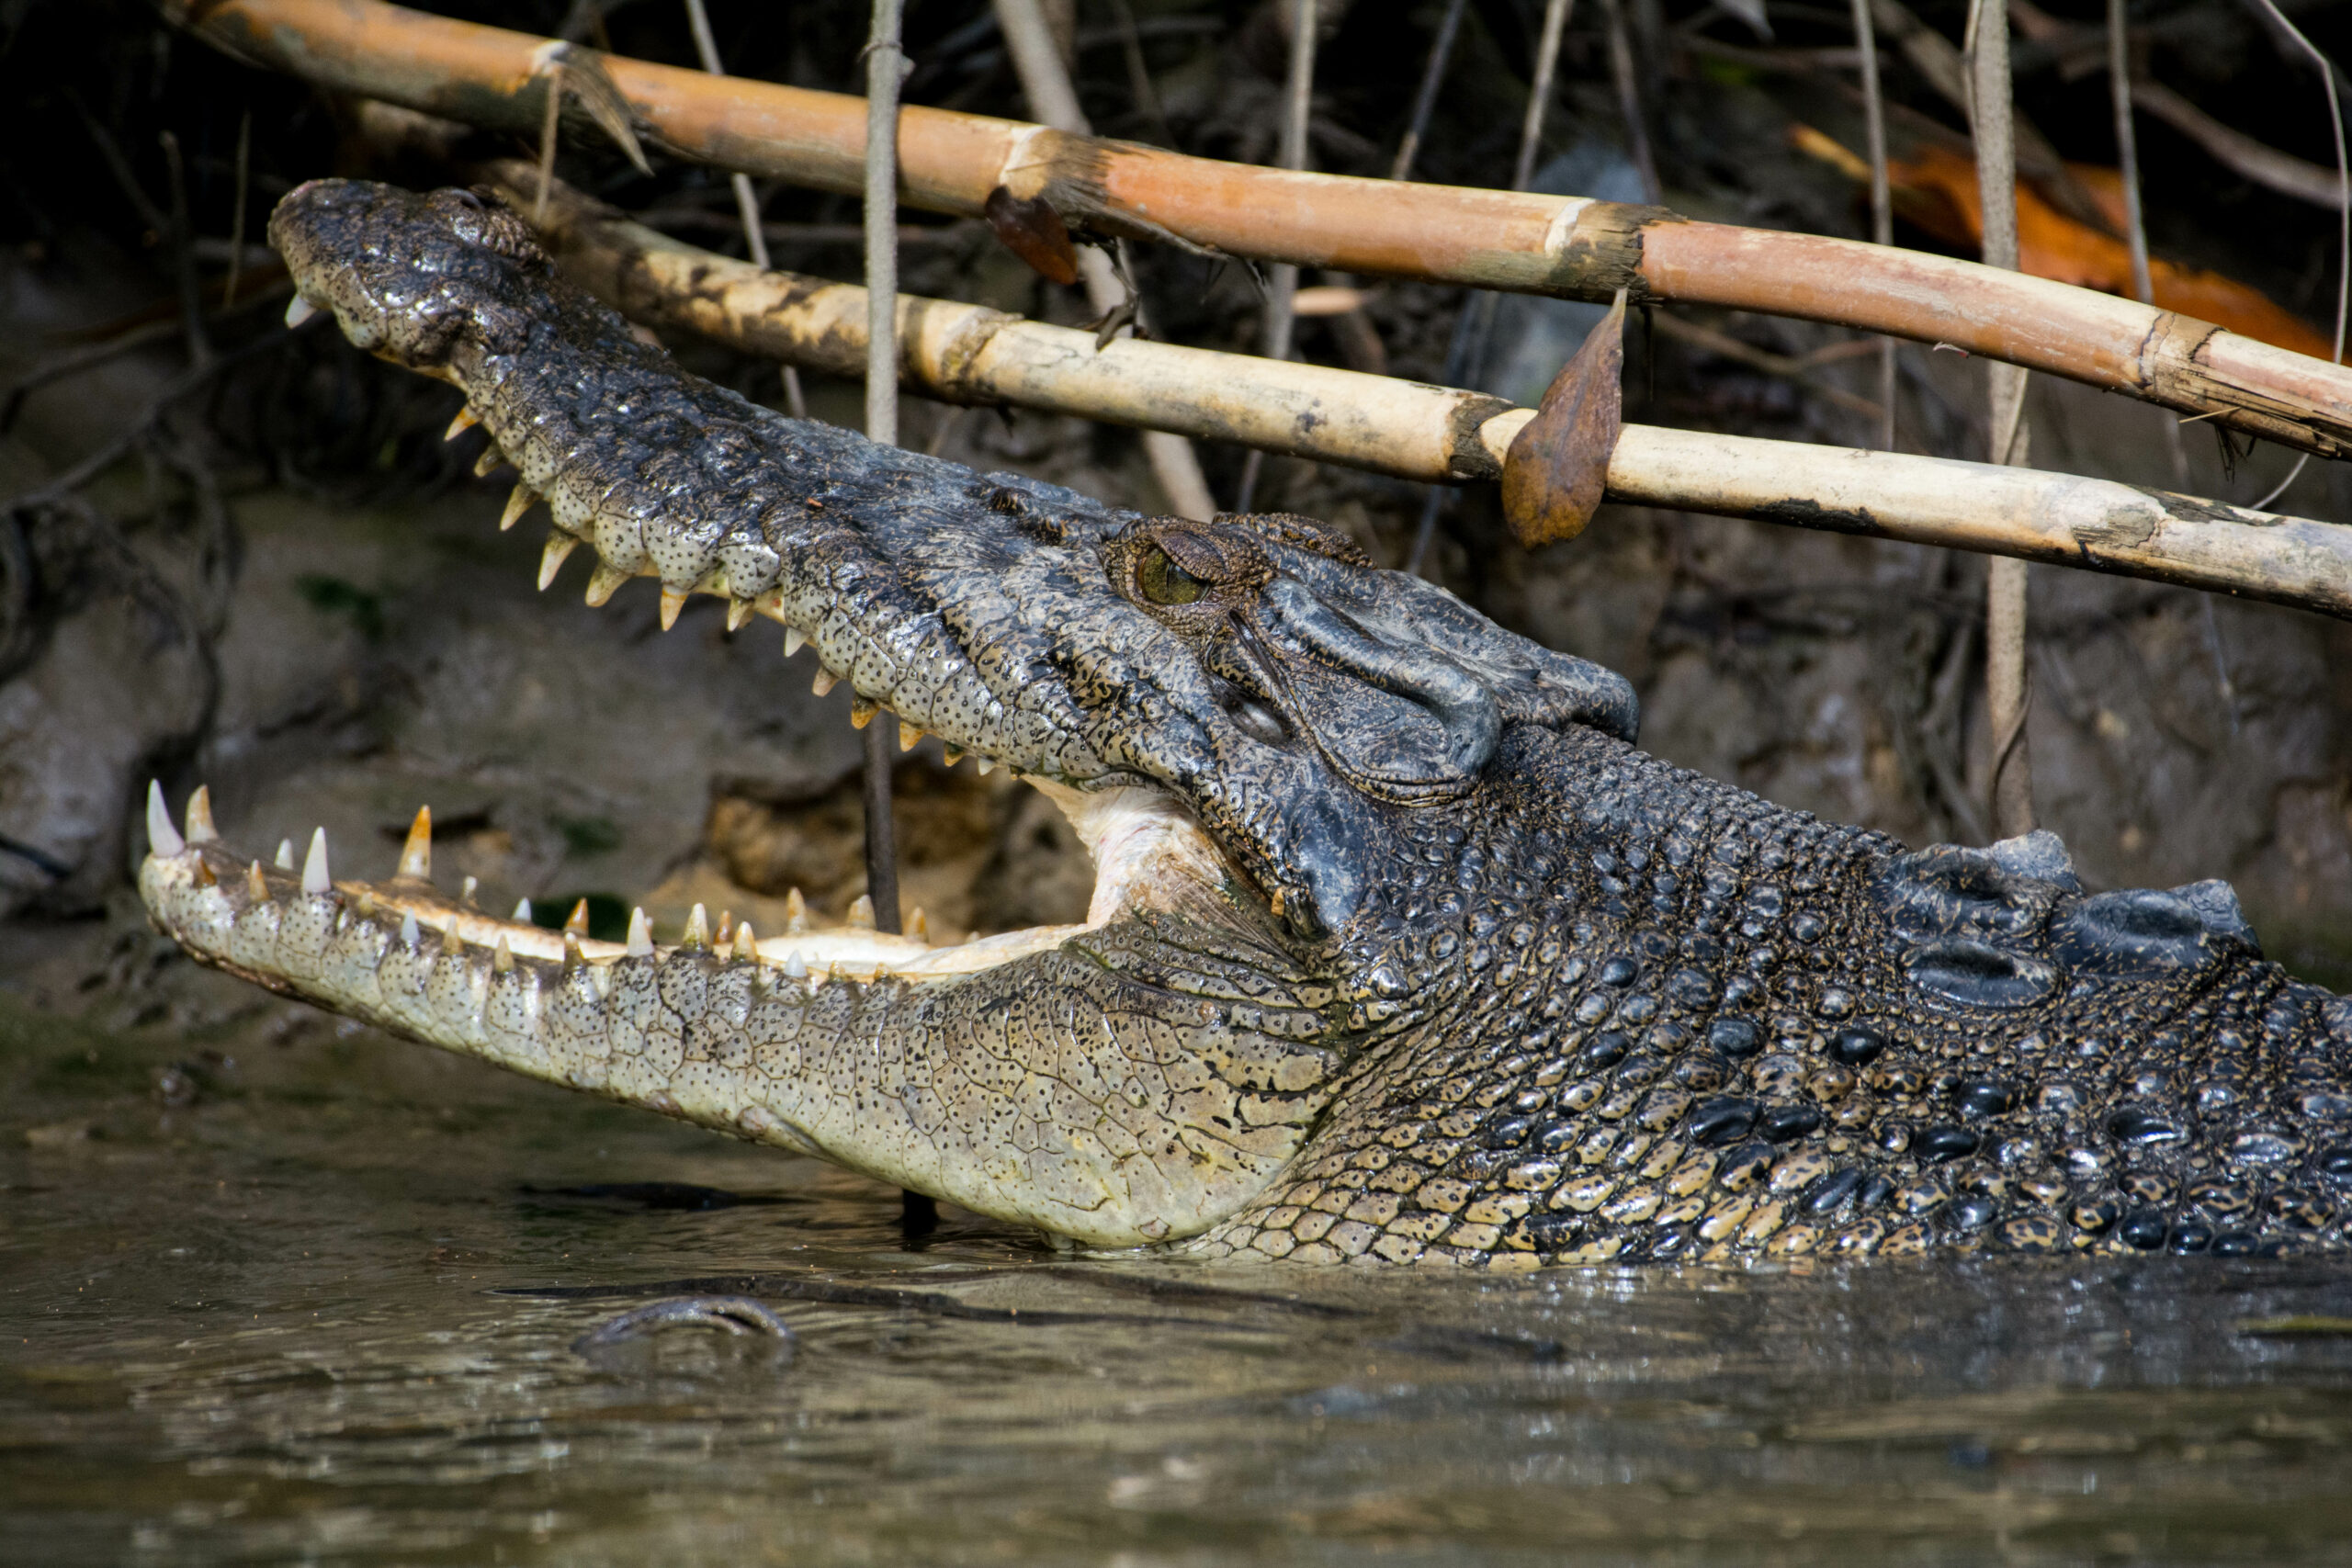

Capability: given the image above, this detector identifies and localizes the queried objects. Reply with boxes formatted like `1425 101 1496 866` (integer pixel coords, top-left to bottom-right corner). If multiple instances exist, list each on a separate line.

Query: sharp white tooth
847 894 876 930
441 920 464 955
275 839 295 871
471 444 505 479
899 721 921 752
537 533 579 590
445 407 480 442
977 759 996 776
492 934 514 974
246 862 269 903
301 828 331 896
184 784 219 843
627 906 653 956
658 584 688 631
397 806 433 880
401 911 419 946
145 781 184 859
784 627 806 657
564 898 591 936
460 875 479 907
192 859 218 888
908 907 930 943
513 897 534 922
732 920 758 960
811 669 837 697
726 598 754 632
284 296 320 329
501 483 537 531
783 950 808 979
584 561 629 606
683 903 709 948
784 887 808 933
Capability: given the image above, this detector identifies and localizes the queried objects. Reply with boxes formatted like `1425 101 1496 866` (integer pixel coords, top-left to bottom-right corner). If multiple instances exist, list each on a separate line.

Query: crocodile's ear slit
301 828 332 895
445 406 480 442
397 806 433 881
658 584 688 631
145 781 184 858
500 483 537 531
537 533 578 590
185 785 219 843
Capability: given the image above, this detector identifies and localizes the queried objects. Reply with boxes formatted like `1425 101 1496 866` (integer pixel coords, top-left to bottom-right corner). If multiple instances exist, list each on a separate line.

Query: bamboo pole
170 0 2352 459
861 0 905 936
485 167 2352 623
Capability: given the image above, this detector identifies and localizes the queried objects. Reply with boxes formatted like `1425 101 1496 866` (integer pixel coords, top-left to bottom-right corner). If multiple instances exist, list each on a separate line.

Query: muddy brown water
8 981 2352 1566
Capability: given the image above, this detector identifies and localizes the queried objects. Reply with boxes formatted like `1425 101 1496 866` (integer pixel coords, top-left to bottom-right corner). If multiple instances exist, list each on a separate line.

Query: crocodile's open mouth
141 767 1228 993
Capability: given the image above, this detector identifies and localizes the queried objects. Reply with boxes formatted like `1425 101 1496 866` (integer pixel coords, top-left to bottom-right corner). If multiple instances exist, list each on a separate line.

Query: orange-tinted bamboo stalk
171 0 2352 458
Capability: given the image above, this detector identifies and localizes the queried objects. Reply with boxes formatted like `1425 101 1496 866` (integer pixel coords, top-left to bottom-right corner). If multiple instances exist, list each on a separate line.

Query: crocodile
138 179 2352 1267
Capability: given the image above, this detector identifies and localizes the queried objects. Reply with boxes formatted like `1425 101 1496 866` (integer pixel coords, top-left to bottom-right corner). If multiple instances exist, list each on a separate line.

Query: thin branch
1849 0 1895 450
157 130 212 370
862 0 906 937
1600 0 1660 204
1233 0 1318 513
1389 0 1467 184
225 109 252 310
172 0 2352 458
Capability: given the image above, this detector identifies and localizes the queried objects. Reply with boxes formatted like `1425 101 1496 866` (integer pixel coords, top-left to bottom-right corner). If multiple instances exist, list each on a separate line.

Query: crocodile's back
1203 724 2352 1267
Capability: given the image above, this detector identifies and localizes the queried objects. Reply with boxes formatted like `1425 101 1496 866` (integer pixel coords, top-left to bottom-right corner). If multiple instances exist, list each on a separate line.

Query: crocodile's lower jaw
140 772 1227 990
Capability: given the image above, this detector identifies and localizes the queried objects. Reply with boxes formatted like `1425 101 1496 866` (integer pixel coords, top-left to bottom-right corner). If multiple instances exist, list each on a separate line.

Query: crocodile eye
1136 542 1205 605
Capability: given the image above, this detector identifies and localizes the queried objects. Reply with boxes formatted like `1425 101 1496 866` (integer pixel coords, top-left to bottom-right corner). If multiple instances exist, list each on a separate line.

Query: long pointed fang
501 483 537 531
537 533 579 590
626 906 653 956
732 920 757 960
899 721 921 752
275 839 295 871
584 562 630 607
444 406 480 441
565 898 591 936
784 627 806 657
726 597 753 632
811 669 837 697
397 806 433 880
471 443 505 479
284 296 320 329
683 903 708 948
659 585 688 631
145 781 184 858
301 828 331 896
185 784 219 843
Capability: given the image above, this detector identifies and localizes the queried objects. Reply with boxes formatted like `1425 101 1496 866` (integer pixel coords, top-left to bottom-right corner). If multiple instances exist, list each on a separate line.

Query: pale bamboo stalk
991 0 1214 519
1849 0 1894 450
492 168 2352 624
168 0 2352 458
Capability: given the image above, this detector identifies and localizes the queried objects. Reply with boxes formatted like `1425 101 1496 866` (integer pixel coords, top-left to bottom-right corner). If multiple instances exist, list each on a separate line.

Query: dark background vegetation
3 0 2351 998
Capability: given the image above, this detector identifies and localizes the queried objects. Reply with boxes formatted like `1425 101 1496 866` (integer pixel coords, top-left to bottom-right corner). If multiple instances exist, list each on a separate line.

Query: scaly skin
140 181 2352 1266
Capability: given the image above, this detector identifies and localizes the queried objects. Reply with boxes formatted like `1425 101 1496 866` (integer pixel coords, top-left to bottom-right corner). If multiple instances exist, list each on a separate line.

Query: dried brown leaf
983 186 1079 286
1501 287 1627 548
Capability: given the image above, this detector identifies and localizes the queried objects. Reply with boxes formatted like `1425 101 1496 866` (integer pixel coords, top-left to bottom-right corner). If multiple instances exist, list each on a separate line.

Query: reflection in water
7 1002 2352 1564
